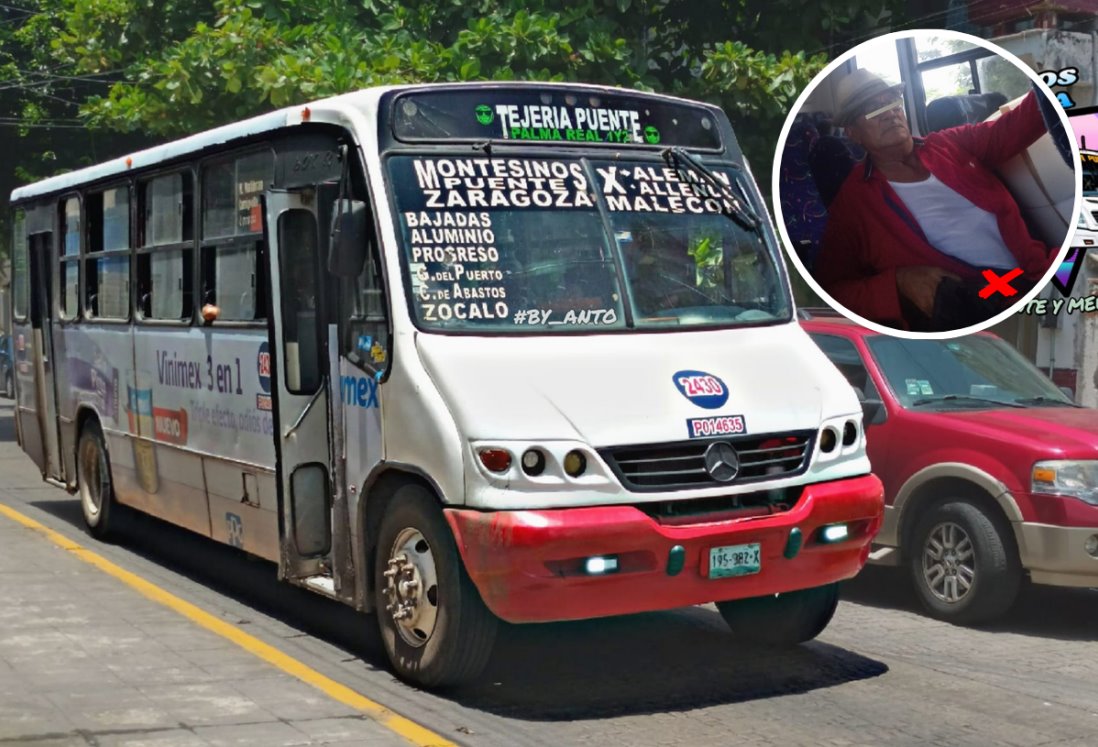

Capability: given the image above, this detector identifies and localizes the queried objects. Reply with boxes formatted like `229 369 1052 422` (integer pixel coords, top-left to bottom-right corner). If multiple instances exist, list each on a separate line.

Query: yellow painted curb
0 501 456 747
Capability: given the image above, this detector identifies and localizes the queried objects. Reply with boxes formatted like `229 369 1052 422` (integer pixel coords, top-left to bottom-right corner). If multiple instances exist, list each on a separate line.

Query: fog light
564 450 587 477
820 427 837 453
521 448 545 476
584 555 618 575
820 523 849 543
478 448 511 473
1085 534 1098 558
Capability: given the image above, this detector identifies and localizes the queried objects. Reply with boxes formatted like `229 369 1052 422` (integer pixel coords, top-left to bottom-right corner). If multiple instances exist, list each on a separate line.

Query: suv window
809 332 880 401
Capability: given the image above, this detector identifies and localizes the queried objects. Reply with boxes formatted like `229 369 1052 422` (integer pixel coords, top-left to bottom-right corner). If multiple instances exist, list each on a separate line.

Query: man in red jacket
814 68 1054 331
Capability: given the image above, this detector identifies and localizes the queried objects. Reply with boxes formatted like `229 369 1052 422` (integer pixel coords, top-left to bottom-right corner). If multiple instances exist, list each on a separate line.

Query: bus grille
600 431 814 491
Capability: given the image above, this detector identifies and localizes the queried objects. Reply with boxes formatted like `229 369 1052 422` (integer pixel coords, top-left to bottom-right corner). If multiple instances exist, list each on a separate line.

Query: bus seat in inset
985 91 1075 250
778 116 828 270
810 135 862 207
925 92 1007 132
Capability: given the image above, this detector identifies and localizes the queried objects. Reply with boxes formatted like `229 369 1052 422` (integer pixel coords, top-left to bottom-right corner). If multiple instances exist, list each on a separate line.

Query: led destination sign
390 88 723 150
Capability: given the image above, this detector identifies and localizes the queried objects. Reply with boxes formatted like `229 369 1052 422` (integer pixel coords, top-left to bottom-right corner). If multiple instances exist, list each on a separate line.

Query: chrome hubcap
922 521 975 604
382 528 439 647
78 438 107 520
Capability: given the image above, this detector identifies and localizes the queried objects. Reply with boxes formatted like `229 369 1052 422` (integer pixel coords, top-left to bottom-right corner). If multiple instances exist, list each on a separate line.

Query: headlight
1031 460 1098 505
814 414 864 463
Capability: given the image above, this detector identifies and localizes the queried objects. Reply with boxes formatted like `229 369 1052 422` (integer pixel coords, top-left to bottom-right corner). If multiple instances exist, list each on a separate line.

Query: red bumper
445 474 884 623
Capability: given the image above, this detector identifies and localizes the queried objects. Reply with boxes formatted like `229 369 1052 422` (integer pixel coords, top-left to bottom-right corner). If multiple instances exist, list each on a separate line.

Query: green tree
1 0 912 268
0 0 151 259
12 0 905 177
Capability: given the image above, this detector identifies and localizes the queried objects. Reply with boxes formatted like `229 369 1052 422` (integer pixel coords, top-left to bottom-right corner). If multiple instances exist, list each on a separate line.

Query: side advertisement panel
129 328 275 463
54 325 279 552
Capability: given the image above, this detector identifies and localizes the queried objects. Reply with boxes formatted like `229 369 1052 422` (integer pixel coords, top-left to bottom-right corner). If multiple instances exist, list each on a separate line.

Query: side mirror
328 199 368 277
861 398 887 426
1059 385 1075 401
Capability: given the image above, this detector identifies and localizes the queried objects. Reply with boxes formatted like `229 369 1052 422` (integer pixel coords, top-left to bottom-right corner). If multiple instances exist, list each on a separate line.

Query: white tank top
888 174 1017 270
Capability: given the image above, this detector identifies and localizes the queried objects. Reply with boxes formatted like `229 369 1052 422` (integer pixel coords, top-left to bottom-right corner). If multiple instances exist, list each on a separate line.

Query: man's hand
895 265 960 317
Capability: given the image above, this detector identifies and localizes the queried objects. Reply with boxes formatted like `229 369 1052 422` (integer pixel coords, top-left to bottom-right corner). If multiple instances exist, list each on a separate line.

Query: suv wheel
909 501 1021 624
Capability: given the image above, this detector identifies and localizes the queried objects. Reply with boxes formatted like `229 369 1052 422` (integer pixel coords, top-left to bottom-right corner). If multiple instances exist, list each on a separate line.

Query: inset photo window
774 30 1080 338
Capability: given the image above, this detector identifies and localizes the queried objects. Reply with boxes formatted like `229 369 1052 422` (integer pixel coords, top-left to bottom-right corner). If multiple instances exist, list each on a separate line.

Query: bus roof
10 81 724 205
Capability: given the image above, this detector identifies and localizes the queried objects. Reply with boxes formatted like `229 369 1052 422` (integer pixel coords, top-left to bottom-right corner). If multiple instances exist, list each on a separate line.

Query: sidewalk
0 495 408 747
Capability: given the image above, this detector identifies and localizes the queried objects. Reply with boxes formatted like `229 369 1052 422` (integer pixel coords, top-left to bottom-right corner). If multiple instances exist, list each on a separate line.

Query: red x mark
978 268 1023 299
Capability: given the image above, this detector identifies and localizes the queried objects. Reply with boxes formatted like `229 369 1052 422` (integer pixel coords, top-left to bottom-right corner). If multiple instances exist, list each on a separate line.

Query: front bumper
1018 523 1098 587
445 474 884 623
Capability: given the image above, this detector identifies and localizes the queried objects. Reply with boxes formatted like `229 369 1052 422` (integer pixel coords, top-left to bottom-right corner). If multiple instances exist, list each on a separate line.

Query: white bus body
9 83 884 687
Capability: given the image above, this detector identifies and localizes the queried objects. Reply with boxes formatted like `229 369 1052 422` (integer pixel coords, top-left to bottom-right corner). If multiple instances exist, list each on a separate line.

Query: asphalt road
1 400 1097 747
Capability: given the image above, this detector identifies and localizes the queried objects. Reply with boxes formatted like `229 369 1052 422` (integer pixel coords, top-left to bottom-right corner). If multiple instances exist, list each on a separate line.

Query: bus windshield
388 155 790 332
1083 151 1098 197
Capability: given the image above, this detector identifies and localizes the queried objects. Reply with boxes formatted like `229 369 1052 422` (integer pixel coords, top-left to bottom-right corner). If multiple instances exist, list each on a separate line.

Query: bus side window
84 185 131 321
341 228 388 372
200 151 273 322
137 172 194 322
58 197 81 320
11 210 28 321
201 242 266 321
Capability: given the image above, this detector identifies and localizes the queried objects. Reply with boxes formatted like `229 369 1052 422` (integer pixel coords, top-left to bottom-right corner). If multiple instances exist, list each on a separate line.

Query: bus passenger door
264 190 335 584
25 228 63 480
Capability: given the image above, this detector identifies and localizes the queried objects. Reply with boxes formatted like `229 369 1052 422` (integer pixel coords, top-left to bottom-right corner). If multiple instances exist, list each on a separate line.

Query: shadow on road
457 612 885 720
842 564 1098 642
29 495 888 720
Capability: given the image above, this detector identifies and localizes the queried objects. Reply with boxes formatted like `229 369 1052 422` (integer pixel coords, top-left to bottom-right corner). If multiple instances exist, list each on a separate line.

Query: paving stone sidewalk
0 501 410 747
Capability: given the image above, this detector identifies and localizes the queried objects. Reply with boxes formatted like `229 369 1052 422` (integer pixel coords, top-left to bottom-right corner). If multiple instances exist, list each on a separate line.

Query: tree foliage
19 1 902 157
0 0 908 257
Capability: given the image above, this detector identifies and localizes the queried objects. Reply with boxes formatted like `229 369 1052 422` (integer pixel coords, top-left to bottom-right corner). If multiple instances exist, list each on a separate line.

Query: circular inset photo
773 29 1081 337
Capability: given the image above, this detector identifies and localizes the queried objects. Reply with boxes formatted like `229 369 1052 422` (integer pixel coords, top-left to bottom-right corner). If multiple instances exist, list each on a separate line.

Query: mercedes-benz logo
704 441 740 482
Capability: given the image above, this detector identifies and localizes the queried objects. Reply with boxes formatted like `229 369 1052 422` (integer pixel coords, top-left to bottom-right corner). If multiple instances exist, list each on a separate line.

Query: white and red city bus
9 82 883 686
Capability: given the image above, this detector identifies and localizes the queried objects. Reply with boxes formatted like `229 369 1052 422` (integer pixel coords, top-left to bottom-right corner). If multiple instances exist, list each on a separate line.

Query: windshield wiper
661 146 760 230
911 395 1025 408
1013 396 1082 408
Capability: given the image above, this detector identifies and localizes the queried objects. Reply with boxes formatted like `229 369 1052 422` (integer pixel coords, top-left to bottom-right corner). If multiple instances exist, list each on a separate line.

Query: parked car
802 311 1098 623
0 333 12 399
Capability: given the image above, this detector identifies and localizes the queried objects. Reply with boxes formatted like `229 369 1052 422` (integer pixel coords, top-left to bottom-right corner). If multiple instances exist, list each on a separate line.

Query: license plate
708 542 761 579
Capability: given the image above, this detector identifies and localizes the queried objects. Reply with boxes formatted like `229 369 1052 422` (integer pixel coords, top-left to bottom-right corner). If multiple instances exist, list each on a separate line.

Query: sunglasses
862 96 904 121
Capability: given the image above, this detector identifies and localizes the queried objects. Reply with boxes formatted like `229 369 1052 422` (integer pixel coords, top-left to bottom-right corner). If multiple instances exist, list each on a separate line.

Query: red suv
802 311 1098 623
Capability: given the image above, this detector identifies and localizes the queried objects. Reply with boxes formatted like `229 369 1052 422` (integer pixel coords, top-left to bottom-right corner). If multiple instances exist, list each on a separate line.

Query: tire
77 421 122 540
908 501 1021 625
374 484 498 688
716 582 840 646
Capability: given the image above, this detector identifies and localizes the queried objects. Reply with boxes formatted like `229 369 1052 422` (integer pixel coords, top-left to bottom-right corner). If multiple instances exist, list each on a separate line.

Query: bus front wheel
716 582 840 646
77 421 121 540
374 485 498 688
